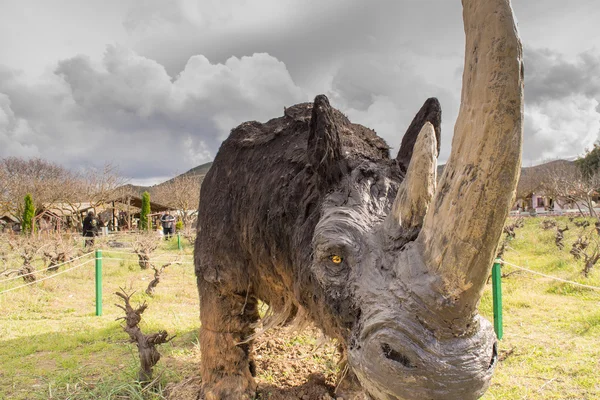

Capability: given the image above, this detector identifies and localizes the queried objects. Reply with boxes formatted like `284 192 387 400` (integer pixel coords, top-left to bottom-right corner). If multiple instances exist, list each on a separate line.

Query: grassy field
0 234 200 400
480 216 600 399
1 218 599 399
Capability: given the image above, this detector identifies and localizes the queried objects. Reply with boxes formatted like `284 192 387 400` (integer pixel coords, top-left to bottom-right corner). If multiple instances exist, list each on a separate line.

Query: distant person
82 210 101 248
161 211 176 240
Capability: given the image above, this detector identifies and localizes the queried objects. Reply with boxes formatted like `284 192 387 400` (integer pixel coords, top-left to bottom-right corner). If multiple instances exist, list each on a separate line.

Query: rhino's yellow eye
330 255 343 264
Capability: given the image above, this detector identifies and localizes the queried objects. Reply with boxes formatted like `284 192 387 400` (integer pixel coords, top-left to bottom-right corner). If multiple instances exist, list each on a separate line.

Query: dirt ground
165 326 343 400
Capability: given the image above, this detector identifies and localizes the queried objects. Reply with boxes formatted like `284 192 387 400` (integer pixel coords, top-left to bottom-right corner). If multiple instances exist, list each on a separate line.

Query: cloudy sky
1 0 599 184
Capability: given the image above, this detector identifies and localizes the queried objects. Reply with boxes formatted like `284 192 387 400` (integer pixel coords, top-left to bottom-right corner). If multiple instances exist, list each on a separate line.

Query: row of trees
517 146 600 218
150 174 202 226
0 157 126 226
0 157 203 230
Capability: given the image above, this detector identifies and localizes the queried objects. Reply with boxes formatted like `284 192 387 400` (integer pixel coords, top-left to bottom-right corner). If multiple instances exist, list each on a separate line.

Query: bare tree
0 157 81 222
0 166 10 216
516 165 546 208
542 162 600 218
60 163 127 229
152 175 201 226
0 158 127 232
84 163 128 211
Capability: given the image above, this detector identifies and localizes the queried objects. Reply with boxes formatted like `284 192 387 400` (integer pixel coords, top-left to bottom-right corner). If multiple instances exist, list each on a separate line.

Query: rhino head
306 1 523 399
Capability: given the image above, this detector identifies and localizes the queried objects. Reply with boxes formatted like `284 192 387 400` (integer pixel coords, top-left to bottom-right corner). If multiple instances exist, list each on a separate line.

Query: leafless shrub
5 237 45 282
503 217 524 239
574 219 590 228
555 225 569 250
181 227 196 246
145 258 180 296
115 288 175 383
541 219 557 230
568 234 600 276
570 236 589 260
42 235 78 272
495 239 508 259
132 234 159 269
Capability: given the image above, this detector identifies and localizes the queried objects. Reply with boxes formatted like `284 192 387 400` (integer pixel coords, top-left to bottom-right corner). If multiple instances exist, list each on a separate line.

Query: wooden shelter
108 195 172 230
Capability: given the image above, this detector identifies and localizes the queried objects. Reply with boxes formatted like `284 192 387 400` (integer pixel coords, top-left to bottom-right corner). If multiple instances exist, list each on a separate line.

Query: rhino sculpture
195 0 523 398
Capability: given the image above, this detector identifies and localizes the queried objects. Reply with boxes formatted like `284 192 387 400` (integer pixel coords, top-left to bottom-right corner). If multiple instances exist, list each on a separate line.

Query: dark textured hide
195 96 466 399
195 3 523 397
196 97 402 336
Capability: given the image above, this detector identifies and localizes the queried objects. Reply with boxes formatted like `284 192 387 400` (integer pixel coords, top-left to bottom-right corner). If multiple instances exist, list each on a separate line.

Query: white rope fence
102 257 194 264
0 251 95 284
101 250 194 264
499 259 600 292
0 258 95 295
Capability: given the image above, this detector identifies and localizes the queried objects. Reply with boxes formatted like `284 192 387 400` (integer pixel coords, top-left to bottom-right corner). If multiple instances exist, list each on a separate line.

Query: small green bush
140 192 151 231
22 193 35 234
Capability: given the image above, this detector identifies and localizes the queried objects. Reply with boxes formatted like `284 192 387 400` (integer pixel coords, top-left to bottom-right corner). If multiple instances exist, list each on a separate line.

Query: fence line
499 259 600 291
102 256 193 265
0 259 95 295
101 250 138 256
0 251 95 284
101 250 192 257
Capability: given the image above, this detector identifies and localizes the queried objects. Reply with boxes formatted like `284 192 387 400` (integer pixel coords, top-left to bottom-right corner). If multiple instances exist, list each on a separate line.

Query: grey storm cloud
525 47 600 105
521 47 600 164
0 46 307 179
1 0 600 181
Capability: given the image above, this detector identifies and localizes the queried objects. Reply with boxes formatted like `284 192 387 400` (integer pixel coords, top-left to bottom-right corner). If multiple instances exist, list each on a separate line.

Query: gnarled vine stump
115 289 175 383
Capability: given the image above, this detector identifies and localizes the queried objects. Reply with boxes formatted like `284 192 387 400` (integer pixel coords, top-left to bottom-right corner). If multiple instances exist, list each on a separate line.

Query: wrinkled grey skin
314 178 496 400
196 0 523 399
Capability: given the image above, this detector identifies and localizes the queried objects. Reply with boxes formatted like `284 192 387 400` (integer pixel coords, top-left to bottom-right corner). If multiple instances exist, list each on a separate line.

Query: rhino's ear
396 98 441 172
308 94 344 188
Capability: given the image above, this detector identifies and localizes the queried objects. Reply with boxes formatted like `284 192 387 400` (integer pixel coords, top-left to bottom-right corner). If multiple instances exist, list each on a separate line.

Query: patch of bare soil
166 326 342 400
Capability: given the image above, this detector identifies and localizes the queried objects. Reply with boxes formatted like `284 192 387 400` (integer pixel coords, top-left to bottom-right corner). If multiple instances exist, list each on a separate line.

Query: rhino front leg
199 282 259 400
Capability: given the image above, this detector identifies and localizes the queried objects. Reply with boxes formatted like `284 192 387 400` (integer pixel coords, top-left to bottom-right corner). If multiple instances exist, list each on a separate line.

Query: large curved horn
417 0 524 331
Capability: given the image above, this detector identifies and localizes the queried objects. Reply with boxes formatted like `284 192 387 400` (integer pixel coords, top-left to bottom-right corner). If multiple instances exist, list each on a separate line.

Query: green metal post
492 259 503 340
95 249 103 316
177 233 182 250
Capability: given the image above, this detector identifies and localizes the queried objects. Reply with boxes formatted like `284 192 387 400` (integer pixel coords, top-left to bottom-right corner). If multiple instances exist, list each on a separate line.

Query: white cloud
524 95 600 162
327 53 460 160
1 47 306 180
2 0 600 181
0 93 40 158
